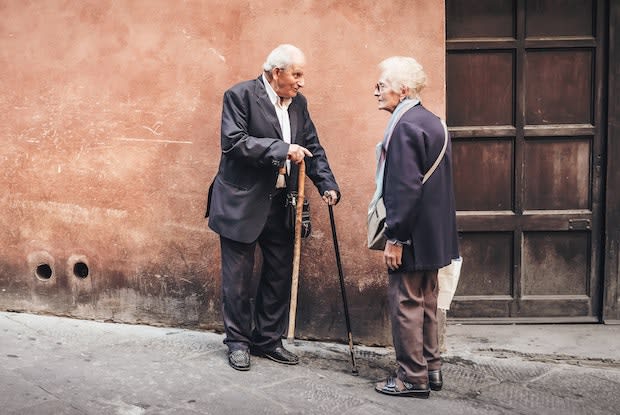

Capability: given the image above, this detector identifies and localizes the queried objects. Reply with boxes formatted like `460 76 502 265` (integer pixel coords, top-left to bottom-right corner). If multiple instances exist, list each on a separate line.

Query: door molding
603 0 620 323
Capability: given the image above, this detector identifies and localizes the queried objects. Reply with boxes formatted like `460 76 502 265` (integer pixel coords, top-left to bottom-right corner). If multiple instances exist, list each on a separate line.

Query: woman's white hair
263 44 305 72
379 56 427 98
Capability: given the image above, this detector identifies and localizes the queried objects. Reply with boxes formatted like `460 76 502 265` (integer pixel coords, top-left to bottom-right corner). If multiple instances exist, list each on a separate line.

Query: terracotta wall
0 0 445 344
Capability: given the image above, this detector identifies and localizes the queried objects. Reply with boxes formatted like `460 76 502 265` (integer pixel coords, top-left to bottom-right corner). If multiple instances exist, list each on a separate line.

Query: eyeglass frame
374 81 390 93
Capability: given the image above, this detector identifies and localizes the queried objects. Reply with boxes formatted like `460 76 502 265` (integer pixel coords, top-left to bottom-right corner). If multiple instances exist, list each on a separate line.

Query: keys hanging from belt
276 166 287 189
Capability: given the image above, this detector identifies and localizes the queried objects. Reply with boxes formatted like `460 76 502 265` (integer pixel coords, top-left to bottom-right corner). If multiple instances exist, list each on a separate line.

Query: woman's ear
399 87 409 102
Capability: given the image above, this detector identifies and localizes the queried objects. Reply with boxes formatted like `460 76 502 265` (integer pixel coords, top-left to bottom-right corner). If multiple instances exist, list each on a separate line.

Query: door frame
603 0 620 323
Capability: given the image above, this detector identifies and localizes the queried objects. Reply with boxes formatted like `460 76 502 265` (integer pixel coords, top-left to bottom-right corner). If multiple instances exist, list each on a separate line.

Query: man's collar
261 73 292 109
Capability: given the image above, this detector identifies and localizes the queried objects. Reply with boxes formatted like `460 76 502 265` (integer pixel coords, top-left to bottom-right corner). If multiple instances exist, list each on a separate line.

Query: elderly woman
370 56 459 398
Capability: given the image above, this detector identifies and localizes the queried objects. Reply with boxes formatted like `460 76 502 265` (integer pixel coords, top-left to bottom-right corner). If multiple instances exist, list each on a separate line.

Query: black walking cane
326 198 359 375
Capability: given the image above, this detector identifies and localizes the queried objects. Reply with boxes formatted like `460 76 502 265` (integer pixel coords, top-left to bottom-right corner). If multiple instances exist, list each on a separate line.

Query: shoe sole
228 361 250 371
430 384 442 391
262 353 299 365
375 388 430 398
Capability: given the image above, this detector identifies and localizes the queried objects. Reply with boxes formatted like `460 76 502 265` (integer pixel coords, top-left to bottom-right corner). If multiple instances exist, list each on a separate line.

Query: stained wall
0 0 445 344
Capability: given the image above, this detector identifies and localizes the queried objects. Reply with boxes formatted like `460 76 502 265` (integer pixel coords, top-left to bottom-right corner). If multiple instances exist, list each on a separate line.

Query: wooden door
446 0 607 321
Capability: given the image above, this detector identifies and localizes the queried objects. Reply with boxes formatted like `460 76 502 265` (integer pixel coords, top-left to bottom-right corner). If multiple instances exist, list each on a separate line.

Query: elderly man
206 44 340 371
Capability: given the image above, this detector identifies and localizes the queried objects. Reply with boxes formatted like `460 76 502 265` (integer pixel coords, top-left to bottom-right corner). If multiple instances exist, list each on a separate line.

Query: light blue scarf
368 98 419 214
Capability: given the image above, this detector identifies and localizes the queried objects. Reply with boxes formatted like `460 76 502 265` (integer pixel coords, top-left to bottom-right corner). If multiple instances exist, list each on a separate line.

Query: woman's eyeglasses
374 82 389 93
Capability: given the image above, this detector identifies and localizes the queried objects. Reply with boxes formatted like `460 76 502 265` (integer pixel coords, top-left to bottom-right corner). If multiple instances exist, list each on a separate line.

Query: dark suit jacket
383 104 459 272
206 76 339 243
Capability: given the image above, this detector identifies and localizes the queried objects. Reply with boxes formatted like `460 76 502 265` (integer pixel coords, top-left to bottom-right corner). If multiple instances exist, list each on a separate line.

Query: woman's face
374 79 402 113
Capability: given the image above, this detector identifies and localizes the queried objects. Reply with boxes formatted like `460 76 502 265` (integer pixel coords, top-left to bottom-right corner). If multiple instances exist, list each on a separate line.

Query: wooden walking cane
287 159 305 344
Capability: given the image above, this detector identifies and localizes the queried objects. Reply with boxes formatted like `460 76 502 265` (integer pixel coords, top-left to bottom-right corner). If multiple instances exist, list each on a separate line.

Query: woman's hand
384 242 403 271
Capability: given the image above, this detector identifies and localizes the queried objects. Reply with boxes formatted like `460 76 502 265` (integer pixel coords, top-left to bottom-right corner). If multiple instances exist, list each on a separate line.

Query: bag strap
422 119 448 184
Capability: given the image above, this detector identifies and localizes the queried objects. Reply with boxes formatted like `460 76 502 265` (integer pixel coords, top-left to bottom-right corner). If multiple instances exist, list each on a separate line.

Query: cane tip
351 368 359 376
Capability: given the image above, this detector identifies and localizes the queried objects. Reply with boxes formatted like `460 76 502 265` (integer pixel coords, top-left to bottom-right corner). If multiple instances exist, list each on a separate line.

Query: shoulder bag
367 119 449 250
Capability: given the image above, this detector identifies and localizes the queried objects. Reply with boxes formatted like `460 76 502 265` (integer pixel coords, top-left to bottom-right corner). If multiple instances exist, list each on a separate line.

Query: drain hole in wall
73 262 89 279
35 264 53 280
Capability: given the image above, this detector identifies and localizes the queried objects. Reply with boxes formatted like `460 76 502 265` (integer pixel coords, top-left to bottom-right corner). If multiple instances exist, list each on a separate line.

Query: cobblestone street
2 312 619 414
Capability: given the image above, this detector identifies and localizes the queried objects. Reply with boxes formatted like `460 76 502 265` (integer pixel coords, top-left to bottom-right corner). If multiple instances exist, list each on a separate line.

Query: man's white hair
263 44 306 72
379 56 427 98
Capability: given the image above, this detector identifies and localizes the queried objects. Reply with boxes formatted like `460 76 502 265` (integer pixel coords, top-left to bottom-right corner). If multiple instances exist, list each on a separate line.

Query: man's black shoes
251 346 299 365
228 345 299 370
228 349 250 371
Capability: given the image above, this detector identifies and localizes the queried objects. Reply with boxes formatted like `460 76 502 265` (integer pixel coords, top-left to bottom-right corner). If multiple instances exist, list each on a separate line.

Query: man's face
374 78 401 113
273 63 305 99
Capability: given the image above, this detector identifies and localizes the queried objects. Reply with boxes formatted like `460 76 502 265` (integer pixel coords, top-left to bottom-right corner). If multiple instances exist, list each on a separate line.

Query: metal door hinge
568 219 591 230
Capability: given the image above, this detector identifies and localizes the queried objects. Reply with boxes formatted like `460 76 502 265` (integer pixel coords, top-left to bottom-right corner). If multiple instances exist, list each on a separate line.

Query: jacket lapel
289 102 298 144
254 77 282 139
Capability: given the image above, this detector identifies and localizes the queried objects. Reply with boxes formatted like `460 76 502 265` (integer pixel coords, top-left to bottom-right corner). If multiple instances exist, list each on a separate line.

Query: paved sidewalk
1 311 619 414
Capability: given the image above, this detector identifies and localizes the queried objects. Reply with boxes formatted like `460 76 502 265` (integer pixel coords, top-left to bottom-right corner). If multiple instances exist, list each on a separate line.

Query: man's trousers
220 191 293 352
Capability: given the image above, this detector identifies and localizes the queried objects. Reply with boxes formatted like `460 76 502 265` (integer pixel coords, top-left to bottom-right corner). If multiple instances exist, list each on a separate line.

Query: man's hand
384 243 403 271
322 190 339 206
287 144 312 164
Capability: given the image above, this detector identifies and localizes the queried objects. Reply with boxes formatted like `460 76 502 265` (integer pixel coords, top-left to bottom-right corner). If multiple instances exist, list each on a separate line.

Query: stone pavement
1 311 619 415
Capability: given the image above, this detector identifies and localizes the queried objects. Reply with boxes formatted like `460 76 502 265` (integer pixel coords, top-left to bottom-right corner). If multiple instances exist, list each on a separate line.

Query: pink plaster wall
0 0 445 344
